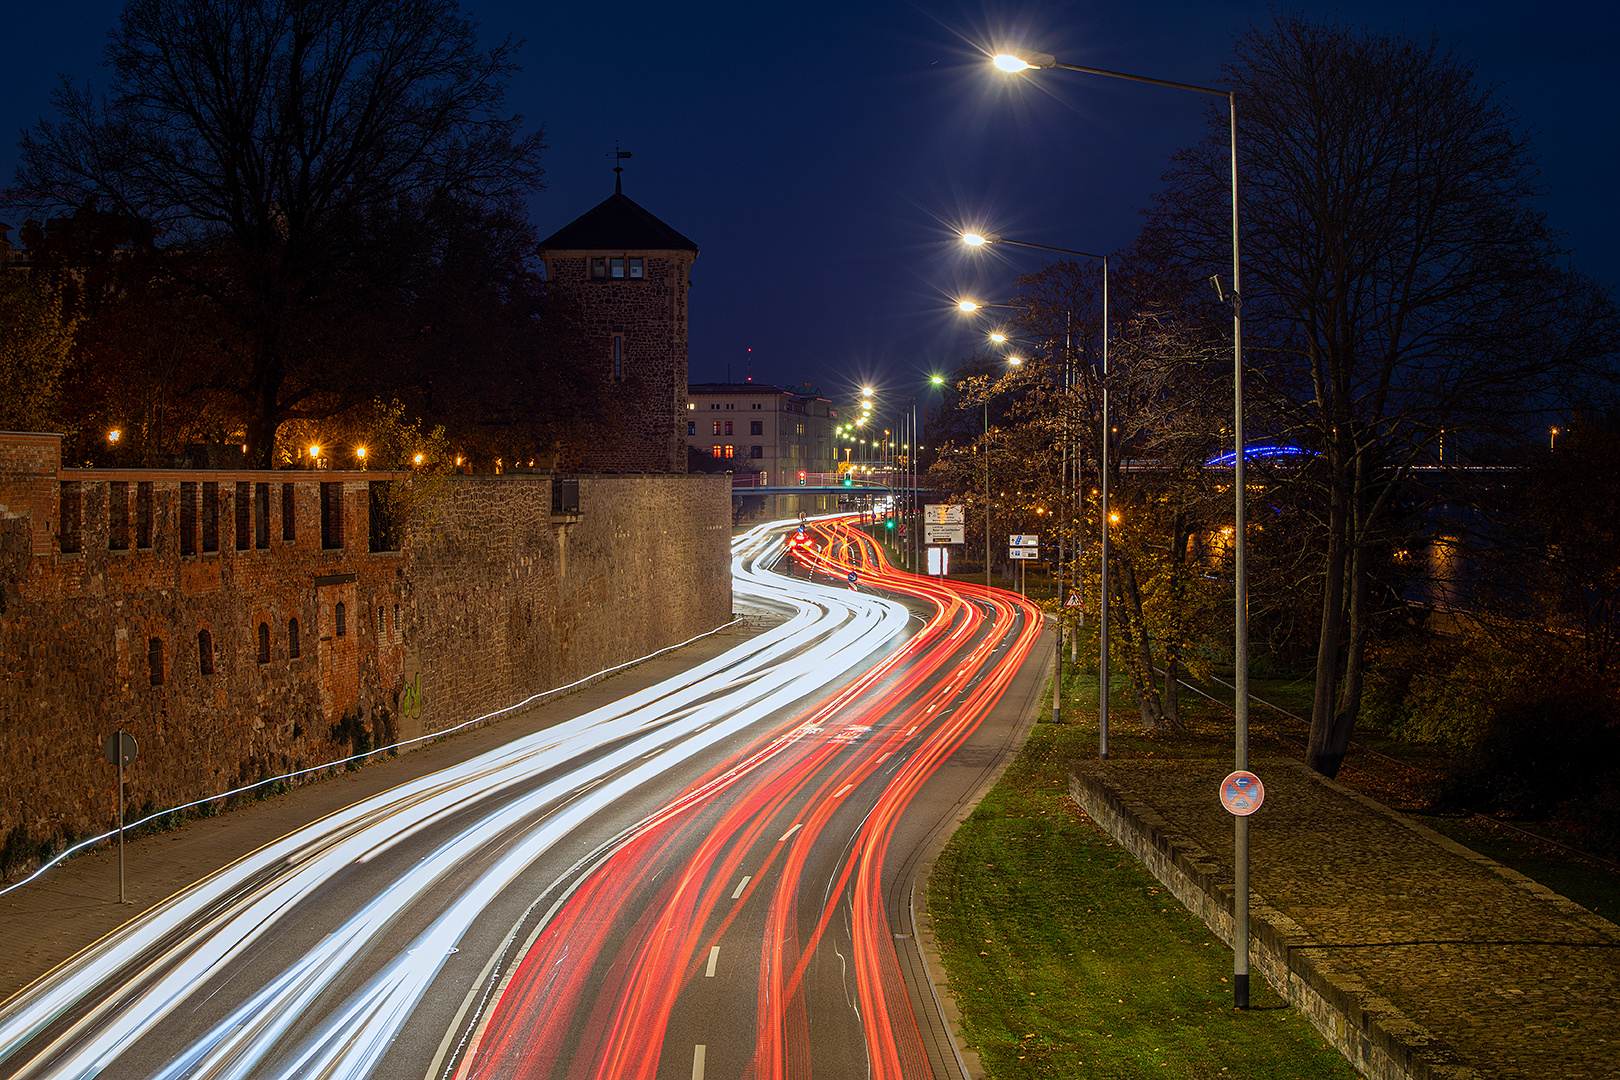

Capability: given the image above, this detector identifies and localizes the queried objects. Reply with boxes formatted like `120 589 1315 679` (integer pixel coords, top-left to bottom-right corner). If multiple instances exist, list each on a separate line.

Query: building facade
539 184 698 473
685 383 836 483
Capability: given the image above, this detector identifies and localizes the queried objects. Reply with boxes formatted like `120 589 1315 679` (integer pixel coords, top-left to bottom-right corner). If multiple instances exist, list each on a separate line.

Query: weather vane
607 143 632 193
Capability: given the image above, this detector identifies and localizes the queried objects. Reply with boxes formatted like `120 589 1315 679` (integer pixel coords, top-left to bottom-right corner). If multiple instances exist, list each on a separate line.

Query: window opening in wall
377 606 384 634
711 420 721 436
591 257 607 279
750 421 762 436
58 481 82 554
201 482 219 552
335 602 347 637
288 618 301 659
255 483 270 548
394 604 400 635
612 335 623 379
711 445 723 459
148 637 164 685
752 403 762 410
320 483 343 549
750 445 763 459
109 481 130 551
136 482 153 549
687 421 696 436
552 477 580 514
198 629 214 676
628 256 644 278
282 483 295 541
235 482 251 550
610 256 625 279
724 420 733 436
180 482 198 556
724 445 735 458
258 622 270 664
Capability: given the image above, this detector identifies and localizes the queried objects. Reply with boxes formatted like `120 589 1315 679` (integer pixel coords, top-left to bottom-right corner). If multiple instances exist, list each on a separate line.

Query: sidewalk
0 615 775 1004
1071 756 1620 1080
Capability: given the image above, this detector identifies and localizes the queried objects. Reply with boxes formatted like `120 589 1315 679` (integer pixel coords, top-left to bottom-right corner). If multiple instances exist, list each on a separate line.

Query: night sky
4 1 1616 415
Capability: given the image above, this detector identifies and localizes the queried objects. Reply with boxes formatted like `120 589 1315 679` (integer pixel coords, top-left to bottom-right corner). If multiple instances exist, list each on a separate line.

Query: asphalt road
0 517 1050 1080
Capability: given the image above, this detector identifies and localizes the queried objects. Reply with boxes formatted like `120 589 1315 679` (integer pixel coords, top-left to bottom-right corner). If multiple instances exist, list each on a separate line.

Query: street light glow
931 375 945 385
993 54 1030 72
962 232 990 246
990 332 1008 343
993 51 1055 72
958 299 981 312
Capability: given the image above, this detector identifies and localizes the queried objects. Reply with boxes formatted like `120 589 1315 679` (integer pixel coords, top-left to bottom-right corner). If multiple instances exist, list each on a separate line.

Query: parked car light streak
0 519 911 1080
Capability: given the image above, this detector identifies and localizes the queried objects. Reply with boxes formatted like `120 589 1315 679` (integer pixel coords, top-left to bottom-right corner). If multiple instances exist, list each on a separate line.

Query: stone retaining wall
0 433 731 872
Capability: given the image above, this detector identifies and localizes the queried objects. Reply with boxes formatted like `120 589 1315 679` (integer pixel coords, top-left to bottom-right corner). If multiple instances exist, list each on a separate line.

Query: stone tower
539 182 698 472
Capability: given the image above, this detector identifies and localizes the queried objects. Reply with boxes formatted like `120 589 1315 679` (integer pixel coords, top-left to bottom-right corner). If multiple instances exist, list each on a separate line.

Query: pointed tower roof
539 191 698 253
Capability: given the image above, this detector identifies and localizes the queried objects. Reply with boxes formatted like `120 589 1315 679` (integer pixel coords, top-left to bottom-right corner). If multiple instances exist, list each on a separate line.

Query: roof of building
540 191 698 253
689 382 828 399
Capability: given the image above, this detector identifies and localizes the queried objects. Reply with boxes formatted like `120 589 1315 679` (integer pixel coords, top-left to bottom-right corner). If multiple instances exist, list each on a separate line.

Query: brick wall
0 434 732 870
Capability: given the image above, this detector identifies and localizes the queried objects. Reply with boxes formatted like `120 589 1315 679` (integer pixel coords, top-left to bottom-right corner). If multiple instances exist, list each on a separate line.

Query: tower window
612 335 623 379
688 421 696 436
591 257 607 279
198 629 215 676
628 257 644 278
610 256 625 279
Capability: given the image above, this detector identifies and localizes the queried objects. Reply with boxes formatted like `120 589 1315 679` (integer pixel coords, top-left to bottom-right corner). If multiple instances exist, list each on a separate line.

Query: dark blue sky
4 1 1616 415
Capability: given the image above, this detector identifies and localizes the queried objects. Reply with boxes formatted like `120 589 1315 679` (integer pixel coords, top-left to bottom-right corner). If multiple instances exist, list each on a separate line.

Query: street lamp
960 234 1110 737
994 46 1252 1010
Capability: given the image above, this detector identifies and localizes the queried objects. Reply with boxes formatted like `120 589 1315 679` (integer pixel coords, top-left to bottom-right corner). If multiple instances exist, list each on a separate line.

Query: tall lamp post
963 234 1110 742
994 47 1250 1010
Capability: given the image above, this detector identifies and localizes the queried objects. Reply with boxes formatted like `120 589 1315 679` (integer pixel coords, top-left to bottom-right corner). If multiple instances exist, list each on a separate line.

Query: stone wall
0 434 731 872
545 250 693 473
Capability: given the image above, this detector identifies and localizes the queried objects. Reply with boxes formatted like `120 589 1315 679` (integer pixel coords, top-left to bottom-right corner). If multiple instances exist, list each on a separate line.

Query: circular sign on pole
1219 770 1264 816
104 731 138 767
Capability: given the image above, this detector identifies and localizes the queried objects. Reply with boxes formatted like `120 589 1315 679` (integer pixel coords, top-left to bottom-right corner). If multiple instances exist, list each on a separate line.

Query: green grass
928 719 1359 1079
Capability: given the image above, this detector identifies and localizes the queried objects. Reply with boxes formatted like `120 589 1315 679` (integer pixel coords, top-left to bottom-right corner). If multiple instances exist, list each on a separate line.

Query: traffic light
843 475 853 487
798 471 806 486
885 518 895 530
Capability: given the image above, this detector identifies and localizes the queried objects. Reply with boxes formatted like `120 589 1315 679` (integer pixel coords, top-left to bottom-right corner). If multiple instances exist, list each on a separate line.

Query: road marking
732 875 751 899
694 1044 707 1080
706 946 721 977
878 752 892 763
835 784 854 798
779 823 802 842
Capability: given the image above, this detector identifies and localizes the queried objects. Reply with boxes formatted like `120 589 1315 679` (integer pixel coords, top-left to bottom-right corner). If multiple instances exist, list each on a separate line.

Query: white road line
706 946 720 977
878 752 892 763
731 876 751 899
694 1044 707 1080
835 784 854 798
779 823 802 842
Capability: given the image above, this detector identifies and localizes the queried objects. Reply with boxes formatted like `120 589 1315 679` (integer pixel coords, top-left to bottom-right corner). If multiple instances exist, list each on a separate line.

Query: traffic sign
1009 534 1039 547
1219 771 1265 816
925 524 965 545
104 731 138 767
924 504 965 524
1064 593 1084 608
1008 547 1039 560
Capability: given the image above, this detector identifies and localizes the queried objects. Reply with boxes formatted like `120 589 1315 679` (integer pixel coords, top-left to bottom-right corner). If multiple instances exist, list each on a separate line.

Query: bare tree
14 0 545 465
1144 15 1618 775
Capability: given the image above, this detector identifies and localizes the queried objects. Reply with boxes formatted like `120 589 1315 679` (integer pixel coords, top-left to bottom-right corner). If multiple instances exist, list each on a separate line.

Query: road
0 517 1047 1080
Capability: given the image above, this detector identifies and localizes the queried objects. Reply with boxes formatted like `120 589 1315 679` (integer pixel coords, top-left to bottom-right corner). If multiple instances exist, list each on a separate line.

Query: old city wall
0 433 732 870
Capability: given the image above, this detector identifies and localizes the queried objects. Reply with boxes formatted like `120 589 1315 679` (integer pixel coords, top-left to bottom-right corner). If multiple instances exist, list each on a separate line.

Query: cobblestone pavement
1086 757 1620 1080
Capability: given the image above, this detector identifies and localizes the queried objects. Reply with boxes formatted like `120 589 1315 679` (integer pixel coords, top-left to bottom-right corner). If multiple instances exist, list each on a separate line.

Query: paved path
1073 756 1620 1079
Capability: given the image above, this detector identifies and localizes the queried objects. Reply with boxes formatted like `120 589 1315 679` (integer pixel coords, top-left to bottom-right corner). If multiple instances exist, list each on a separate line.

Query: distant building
686 382 836 483
539 179 697 472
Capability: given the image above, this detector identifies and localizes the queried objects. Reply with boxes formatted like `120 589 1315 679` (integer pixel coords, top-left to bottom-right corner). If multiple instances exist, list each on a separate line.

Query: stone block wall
545 250 692 473
0 434 731 872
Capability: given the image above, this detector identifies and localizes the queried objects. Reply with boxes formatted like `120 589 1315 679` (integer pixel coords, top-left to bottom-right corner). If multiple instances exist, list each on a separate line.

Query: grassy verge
928 716 1357 1079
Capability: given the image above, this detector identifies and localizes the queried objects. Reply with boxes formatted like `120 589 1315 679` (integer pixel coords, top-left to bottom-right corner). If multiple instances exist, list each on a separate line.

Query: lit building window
712 445 723 459
712 420 722 435
724 445 735 458
724 420 733 435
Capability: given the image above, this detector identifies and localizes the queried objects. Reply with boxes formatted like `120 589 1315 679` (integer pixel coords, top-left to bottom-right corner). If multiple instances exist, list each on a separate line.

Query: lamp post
963 234 1110 741
994 46 1251 1010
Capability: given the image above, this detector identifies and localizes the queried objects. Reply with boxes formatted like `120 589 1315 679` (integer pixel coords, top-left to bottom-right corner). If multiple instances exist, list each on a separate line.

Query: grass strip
927 718 1358 1079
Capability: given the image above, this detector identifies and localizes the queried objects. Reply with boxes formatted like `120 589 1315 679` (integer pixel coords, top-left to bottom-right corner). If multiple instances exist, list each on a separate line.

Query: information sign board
1008 547 1039 560
925 524 965 545
1009 534 1039 547
924 504 965 524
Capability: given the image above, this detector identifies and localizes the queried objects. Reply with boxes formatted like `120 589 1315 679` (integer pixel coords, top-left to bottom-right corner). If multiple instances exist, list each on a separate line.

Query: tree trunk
1326 452 1375 769
1162 647 1182 728
1114 554 1169 732
1307 476 1350 775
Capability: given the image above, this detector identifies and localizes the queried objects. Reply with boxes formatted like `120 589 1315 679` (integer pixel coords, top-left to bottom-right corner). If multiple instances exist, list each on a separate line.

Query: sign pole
117 749 125 904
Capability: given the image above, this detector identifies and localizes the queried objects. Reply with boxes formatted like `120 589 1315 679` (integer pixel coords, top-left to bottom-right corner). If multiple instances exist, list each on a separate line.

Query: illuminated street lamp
994 45 1253 1010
